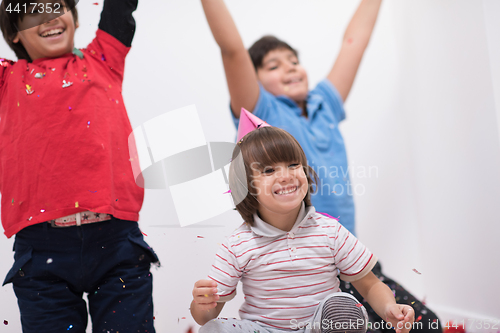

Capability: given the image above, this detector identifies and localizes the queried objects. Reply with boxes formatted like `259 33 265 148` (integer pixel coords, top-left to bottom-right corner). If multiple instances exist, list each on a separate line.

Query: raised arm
98 0 139 47
201 0 260 118
327 0 382 102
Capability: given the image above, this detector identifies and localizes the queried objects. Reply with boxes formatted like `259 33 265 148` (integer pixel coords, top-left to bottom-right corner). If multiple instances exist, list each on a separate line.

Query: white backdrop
1 1 499 332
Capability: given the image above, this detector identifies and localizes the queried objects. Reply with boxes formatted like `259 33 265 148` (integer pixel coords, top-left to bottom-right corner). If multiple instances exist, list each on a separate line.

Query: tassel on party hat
236 108 271 142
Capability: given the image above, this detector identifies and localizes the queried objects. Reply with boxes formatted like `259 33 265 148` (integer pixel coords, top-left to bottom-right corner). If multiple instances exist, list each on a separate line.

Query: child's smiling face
251 161 309 225
257 48 309 108
13 2 78 61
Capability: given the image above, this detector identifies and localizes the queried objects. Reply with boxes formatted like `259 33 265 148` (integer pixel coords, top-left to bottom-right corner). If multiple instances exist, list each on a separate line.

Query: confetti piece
35 72 45 79
93 2 98 4
204 294 208 297
40 209 45 212
411 301 415 305
11 198 14 205
101 54 106 61
416 315 422 322
141 231 148 236
25 84 34 95
223 190 231 194
69 106 72 111
3 320 8 325
46 258 53 264
28 216 32 221
197 236 204 238
119 278 124 283
62 80 73 88
356 303 363 308
75 202 79 208
412 268 422 275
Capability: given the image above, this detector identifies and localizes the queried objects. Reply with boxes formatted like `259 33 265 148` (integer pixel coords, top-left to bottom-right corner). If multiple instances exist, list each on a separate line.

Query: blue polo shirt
231 79 356 235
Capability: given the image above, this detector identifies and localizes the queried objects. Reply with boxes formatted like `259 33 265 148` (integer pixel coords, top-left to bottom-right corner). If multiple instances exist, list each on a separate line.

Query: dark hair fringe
0 0 79 62
229 127 318 225
248 35 299 70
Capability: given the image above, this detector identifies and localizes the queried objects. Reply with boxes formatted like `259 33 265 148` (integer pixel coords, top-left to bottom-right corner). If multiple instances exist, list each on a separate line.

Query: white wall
1 1 499 332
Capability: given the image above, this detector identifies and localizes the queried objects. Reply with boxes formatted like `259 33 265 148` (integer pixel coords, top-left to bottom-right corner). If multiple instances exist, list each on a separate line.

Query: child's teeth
278 187 296 195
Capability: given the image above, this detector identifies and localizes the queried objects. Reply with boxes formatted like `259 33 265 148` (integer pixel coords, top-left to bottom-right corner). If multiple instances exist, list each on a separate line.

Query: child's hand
385 304 415 333
192 279 220 311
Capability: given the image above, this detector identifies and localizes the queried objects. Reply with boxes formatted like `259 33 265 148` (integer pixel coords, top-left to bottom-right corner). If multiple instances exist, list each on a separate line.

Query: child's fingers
193 286 218 298
194 279 217 289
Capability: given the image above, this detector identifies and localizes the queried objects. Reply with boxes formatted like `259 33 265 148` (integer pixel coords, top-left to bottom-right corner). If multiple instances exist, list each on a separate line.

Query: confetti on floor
412 268 422 275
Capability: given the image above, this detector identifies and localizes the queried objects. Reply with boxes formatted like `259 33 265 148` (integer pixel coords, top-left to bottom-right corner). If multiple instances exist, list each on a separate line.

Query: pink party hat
237 108 271 141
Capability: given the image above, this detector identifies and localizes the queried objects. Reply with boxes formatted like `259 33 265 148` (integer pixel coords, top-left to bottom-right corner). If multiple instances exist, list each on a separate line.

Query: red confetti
141 231 148 236
197 236 204 238
412 268 422 275
356 303 363 308
416 315 422 322
92 2 99 4
3 320 8 325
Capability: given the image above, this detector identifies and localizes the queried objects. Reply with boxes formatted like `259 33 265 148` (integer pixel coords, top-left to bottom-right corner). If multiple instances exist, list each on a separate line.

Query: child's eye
263 168 275 174
289 163 300 168
269 66 278 70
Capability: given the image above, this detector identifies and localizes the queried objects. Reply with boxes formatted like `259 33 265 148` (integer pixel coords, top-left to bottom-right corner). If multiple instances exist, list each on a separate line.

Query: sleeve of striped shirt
332 223 377 282
207 237 243 302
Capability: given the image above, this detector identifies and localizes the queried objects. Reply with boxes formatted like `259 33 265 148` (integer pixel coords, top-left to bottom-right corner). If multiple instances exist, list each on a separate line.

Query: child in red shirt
0 1 158 332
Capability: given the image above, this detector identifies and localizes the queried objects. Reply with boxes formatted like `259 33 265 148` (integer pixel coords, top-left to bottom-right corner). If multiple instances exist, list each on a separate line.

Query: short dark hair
248 35 299 70
0 0 79 62
229 126 317 225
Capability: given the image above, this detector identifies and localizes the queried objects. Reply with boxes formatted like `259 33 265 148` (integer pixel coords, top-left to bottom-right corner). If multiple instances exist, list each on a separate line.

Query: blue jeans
3 217 159 333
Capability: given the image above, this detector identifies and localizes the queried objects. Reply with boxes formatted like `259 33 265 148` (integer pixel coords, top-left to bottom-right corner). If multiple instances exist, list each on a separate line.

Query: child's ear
12 32 20 44
75 19 79 29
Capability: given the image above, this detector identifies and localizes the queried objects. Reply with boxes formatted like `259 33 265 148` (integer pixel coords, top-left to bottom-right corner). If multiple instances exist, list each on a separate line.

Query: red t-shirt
0 29 144 238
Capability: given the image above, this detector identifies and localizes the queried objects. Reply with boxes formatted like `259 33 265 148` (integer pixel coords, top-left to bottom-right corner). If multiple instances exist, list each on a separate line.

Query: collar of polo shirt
251 202 316 237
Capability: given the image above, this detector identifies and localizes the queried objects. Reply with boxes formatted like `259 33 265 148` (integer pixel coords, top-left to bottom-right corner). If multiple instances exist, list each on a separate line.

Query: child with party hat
190 111 415 332
200 0 441 330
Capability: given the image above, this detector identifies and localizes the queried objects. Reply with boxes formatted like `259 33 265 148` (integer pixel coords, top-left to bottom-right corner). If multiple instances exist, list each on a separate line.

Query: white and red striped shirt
207 203 377 330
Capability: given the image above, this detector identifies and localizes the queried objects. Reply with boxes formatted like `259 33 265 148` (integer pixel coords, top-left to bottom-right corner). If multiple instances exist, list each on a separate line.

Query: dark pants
340 262 442 333
3 218 159 333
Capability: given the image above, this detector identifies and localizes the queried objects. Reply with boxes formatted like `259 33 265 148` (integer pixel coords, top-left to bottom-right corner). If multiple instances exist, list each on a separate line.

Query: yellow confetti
204 294 208 297
17 102 19 107
119 278 124 283
75 202 79 208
